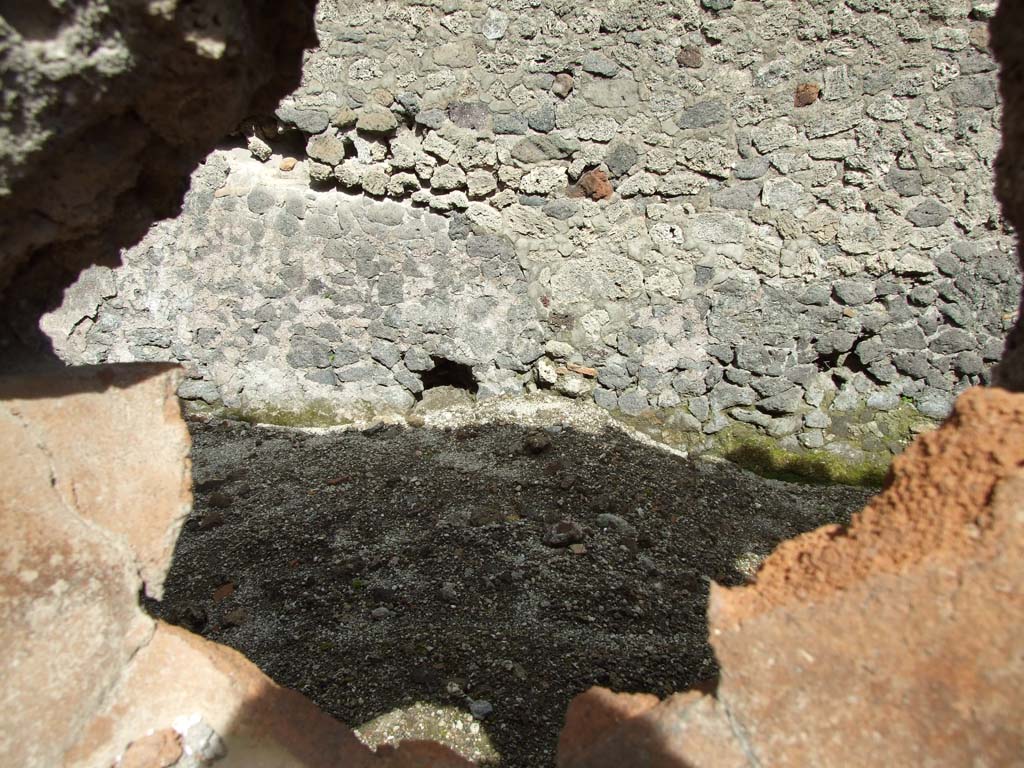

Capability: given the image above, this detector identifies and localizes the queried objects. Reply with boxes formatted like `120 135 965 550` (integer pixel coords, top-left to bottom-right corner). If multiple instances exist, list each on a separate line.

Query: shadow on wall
0 0 318 371
145 415 871 767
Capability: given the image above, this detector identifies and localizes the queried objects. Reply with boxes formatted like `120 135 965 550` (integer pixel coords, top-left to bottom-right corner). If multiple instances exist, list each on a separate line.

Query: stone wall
3 0 1024 766
0 0 316 364
42 0 1017 460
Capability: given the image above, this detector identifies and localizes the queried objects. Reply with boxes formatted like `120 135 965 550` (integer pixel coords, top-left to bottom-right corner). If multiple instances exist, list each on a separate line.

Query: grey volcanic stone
618 389 649 415
582 53 620 77
415 109 446 129
466 235 514 260
833 280 876 306
247 187 276 215
894 352 932 378
598 362 631 391
854 336 886 365
798 285 831 306
604 142 639 178
734 157 770 180
710 382 756 410
907 200 951 227
287 335 331 368
677 100 729 130
405 347 434 372
815 331 857 355
494 113 529 135
886 169 924 197
735 346 789 376
511 136 579 163
178 379 221 403
370 340 401 368
580 75 639 108
757 387 804 415
277 106 329 134
356 109 398 133
931 328 973 354
307 133 347 166
543 199 578 220
527 103 557 133
593 388 617 410
448 102 490 130
955 351 985 375
751 377 792 397
883 324 927 351
712 181 763 210
393 364 424 393
951 75 998 108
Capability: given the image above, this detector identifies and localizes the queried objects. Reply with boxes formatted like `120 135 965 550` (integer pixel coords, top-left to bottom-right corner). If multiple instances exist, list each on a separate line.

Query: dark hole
844 349 868 375
419 357 477 396
815 348 842 372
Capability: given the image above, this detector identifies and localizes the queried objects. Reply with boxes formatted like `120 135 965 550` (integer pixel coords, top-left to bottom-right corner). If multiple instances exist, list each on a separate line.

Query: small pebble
197 509 224 530
371 607 391 620
208 491 233 509
469 699 493 720
551 73 574 98
596 513 636 536
247 136 272 162
523 430 552 454
439 582 458 602
543 519 585 547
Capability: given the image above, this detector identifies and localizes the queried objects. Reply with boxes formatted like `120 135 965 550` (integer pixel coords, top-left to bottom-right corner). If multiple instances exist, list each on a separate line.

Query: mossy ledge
611 402 940 488
706 424 893 487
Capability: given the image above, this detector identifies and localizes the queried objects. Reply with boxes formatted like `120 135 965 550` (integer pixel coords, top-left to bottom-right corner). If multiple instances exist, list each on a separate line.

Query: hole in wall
815 349 843 373
419 357 478 396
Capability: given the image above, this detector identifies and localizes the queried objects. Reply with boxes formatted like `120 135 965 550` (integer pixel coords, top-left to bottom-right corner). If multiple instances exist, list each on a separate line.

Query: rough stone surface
794 82 820 107
75 623 473 768
0 365 190 767
29 0 1022 461
0 0 317 342
558 688 746 768
576 169 613 201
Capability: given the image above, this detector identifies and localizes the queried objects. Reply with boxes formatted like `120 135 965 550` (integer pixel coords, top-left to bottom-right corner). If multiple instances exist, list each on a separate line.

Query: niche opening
419 357 478 397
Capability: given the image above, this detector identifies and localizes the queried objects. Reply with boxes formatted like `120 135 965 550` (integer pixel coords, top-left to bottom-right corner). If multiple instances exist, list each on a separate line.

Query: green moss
875 404 936 444
609 402 940 489
710 423 891 487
